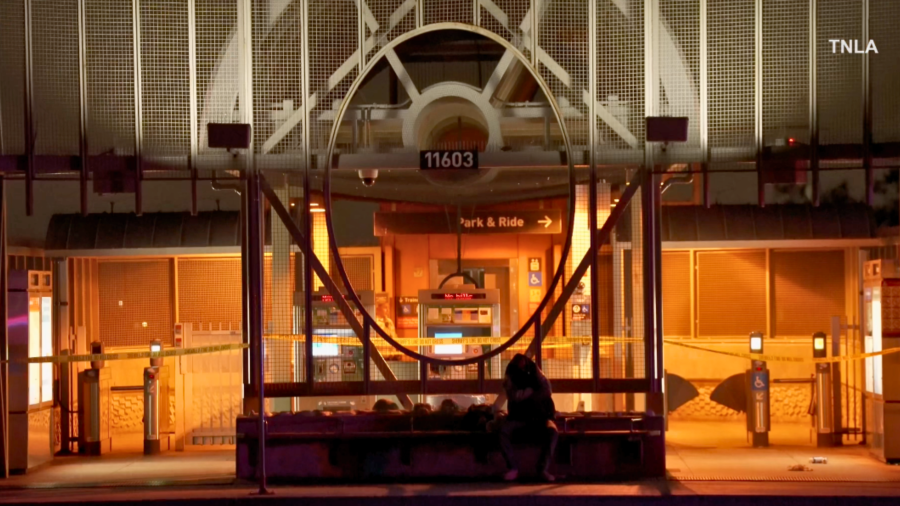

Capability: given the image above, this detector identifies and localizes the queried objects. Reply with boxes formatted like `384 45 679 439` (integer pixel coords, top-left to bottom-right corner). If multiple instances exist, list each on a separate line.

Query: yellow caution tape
262 334 644 347
15 342 249 364
663 339 900 364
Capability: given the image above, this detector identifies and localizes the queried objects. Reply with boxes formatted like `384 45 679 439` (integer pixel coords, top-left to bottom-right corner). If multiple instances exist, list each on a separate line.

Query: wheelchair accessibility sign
528 272 543 287
751 371 768 391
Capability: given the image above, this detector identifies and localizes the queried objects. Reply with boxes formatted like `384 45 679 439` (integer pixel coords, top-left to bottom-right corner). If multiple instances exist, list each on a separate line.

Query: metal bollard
143 366 160 455
747 332 770 448
143 340 164 455
813 332 835 447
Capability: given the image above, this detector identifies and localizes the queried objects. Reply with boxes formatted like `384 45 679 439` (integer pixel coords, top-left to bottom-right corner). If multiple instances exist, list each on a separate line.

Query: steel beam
0 177 8 478
862 0 873 206
588 0 600 391
188 0 199 216
755 0 764 207
700 0 709 200
23 0 35 216
809 0 819 206
77 0 89 216
300 0 315 392
132 0 144 216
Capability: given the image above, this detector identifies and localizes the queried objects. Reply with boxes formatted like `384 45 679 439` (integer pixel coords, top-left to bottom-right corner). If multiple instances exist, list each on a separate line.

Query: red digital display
312 294 346 302
430 293 487 300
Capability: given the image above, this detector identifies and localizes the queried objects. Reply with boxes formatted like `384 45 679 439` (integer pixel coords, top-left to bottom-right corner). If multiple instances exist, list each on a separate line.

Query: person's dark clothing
500 354 557 474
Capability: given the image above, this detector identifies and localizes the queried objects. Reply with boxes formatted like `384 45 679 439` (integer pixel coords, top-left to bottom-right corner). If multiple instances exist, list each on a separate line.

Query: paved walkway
0 421 897 505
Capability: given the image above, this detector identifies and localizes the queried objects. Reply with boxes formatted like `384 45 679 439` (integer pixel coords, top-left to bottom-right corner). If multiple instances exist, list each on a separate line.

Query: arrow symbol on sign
538 216 553 228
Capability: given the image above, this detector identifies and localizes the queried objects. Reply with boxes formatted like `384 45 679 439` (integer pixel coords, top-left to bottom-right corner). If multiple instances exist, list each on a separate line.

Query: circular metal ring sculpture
323 23 576 366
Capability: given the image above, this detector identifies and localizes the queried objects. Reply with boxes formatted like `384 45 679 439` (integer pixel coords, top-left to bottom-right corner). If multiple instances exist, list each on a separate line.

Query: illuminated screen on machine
430 293 487 300
312 294 346 303
434 332 464 355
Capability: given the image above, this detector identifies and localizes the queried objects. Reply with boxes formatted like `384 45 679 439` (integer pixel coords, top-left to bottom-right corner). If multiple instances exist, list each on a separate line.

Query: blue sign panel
751 371 768 391
528 272 543 287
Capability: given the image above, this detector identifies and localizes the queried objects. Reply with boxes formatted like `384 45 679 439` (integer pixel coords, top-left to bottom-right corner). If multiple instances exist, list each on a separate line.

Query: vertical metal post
588 0 600 392
77 0 89 216
23 0 35 217
473 0 481 26
641 171 656 393
862 0 873 206
755 0 764 207
358 0 366 72
809 0 819 206
530 0 538 67
362 321 371 395
533 318 542 370
699 0 709 204
247 171 268 494
237 0 267 494
831 316 843 444
300 0 314 389
0 177 8 478
416 0 424 27
132 0 144 216
187 0 199 216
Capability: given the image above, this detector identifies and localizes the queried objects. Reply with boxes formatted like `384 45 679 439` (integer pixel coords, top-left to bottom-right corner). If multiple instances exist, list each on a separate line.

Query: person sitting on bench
499 353 557 482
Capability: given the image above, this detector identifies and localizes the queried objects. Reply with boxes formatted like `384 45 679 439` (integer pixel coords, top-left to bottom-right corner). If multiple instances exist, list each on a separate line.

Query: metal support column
77 0 89 216
300 0 314 388
132 0 144 216
237 0 267 494
530 0 538 67
0 177 8 478
187 0 199 216
416 0 424 27
588 0 600 391
862 0 873 206
700 0 709 207
246 171 268 494
755 0 764 207
809 0 819 206
23 0 35 217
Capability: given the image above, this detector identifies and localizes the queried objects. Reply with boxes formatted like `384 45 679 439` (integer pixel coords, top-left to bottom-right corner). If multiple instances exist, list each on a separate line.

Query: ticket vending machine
293 290 372 410
7 270 58 472
863 259 900 463
418 287 501 387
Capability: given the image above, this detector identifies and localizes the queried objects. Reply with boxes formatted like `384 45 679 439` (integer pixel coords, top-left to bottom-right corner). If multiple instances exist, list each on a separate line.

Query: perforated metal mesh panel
196 0 238 153
365 0 418 61
662 251 691 338
252 0 303 167
762 0 809 146
817 0 862 148
870 0 900 144
772 250 844 338
307 0 359 164
85 0 136 156
539 0 588 159
32 0 79 157
424 0 473 26
659 0 701 155
596 0 644 160
697 250 766 338
139 0 190 160
0 0 25 155
478 0 529 50
707 0 755 161
98 260 173 348
177 258 242 331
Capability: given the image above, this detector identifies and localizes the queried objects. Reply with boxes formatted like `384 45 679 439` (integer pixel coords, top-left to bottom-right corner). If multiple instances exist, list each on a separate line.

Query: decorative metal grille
98 260 173 348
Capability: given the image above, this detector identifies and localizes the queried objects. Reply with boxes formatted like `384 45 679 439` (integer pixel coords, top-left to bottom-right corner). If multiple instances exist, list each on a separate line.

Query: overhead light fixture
310 208 325 213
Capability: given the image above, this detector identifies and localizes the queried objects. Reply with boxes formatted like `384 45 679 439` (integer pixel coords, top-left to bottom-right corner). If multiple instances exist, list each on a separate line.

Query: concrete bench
235 412 664 481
